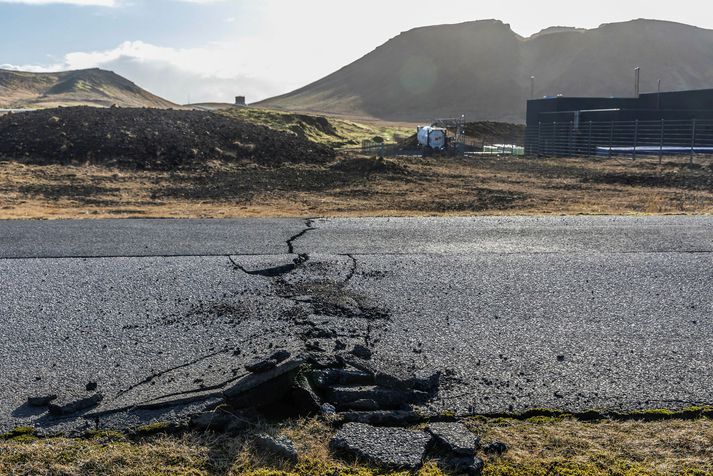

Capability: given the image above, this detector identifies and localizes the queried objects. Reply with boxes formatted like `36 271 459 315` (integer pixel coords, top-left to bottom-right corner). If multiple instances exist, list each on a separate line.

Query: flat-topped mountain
258 19 713 123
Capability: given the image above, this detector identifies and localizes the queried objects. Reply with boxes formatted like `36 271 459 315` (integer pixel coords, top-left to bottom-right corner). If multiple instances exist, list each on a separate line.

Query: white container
417 127 447 150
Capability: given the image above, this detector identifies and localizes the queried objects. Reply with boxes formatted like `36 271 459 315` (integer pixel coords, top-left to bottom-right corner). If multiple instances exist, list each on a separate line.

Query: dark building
525 88 713 156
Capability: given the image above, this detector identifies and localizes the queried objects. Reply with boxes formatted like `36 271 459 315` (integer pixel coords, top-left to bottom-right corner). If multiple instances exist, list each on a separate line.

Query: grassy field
1 155 713 219
1 415 712 475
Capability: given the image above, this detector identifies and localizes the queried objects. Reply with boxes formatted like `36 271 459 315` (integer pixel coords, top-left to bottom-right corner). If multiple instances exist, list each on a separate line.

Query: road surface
0 216 711 433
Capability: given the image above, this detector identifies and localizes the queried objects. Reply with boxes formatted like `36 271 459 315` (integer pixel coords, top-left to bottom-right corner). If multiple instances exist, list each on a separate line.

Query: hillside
258 19 713 123
218 107 413 147
0 68 176 109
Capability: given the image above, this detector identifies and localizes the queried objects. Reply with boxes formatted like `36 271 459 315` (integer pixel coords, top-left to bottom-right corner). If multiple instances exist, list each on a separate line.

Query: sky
1 0 712 104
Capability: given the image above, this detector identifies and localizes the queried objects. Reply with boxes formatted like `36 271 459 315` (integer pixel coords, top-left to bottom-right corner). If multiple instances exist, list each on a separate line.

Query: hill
257 19 713 123
0 68 176 109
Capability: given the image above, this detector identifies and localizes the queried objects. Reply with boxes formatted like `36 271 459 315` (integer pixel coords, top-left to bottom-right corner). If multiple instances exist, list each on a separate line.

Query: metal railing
525 119 713 162
343 141 403 156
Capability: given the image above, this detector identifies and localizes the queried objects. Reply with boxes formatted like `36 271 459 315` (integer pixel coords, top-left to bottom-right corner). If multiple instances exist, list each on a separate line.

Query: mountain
257 19 713 123
0 68 176 109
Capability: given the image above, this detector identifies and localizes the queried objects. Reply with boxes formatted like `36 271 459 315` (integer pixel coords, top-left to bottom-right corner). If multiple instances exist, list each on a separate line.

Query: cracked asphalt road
0 216 712 433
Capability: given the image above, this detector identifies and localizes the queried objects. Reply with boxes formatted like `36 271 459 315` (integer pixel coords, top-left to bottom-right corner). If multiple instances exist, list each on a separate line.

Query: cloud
92 56 281 105
0 0 226 5
2 40 287 104
0 0 117 5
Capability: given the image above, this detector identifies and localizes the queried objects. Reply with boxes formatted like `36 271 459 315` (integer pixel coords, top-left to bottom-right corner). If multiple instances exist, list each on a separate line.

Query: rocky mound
0 107 335 169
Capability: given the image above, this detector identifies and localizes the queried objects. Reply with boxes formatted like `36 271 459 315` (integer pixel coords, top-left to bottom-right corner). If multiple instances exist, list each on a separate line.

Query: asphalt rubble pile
187 346 504 475
0 106 335 169
21 342 506 474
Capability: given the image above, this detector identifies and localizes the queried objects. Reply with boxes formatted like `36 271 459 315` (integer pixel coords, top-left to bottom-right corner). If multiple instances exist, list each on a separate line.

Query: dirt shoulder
1 155 713 219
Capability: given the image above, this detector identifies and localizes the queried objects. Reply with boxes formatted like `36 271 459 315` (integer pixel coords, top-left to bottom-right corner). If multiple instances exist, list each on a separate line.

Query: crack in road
228 255 300 277
343 254 358 285
228 219 316 277
286 218 316 255
116 347 233 398
226 221 392 370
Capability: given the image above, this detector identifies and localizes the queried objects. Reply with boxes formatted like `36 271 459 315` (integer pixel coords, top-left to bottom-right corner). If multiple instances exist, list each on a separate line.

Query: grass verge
1 416 712 475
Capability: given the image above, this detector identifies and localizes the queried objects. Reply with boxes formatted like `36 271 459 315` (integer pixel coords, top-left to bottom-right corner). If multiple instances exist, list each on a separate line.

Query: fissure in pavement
19 219 424 435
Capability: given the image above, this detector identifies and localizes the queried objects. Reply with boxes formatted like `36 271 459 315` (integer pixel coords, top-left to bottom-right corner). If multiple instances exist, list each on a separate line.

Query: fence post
659 119 664 165
608 121 614 158
690 119 697 165
587 121 593 158
553 122 558 156
537 121 542 156
632 119 639 161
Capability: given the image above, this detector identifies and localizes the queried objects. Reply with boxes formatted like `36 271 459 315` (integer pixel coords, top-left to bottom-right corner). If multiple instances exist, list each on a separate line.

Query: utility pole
634 67 641 97
657 79 662 109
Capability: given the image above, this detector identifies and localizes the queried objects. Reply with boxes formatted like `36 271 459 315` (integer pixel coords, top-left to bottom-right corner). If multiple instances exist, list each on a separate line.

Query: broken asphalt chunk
442 455 484 476
375 371 441 393
27 395 57 407
310 369 375 389
350 344 373 360
330 422 431 470
327 386 429 409
344 399 380 411
341 355 377 374
254 434 299 463
427 422 480 456
224 358 304 408
339 410 422 427
269 349 291 364
483 441 509 455
242 350 291 374
245 357 278 374
289 373 322 415
48 393 104 416
306 353 344 369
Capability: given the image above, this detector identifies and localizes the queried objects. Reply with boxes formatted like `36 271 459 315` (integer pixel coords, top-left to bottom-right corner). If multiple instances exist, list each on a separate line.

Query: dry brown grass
1 156 713 219
471 416 713 475
1 417 712 475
